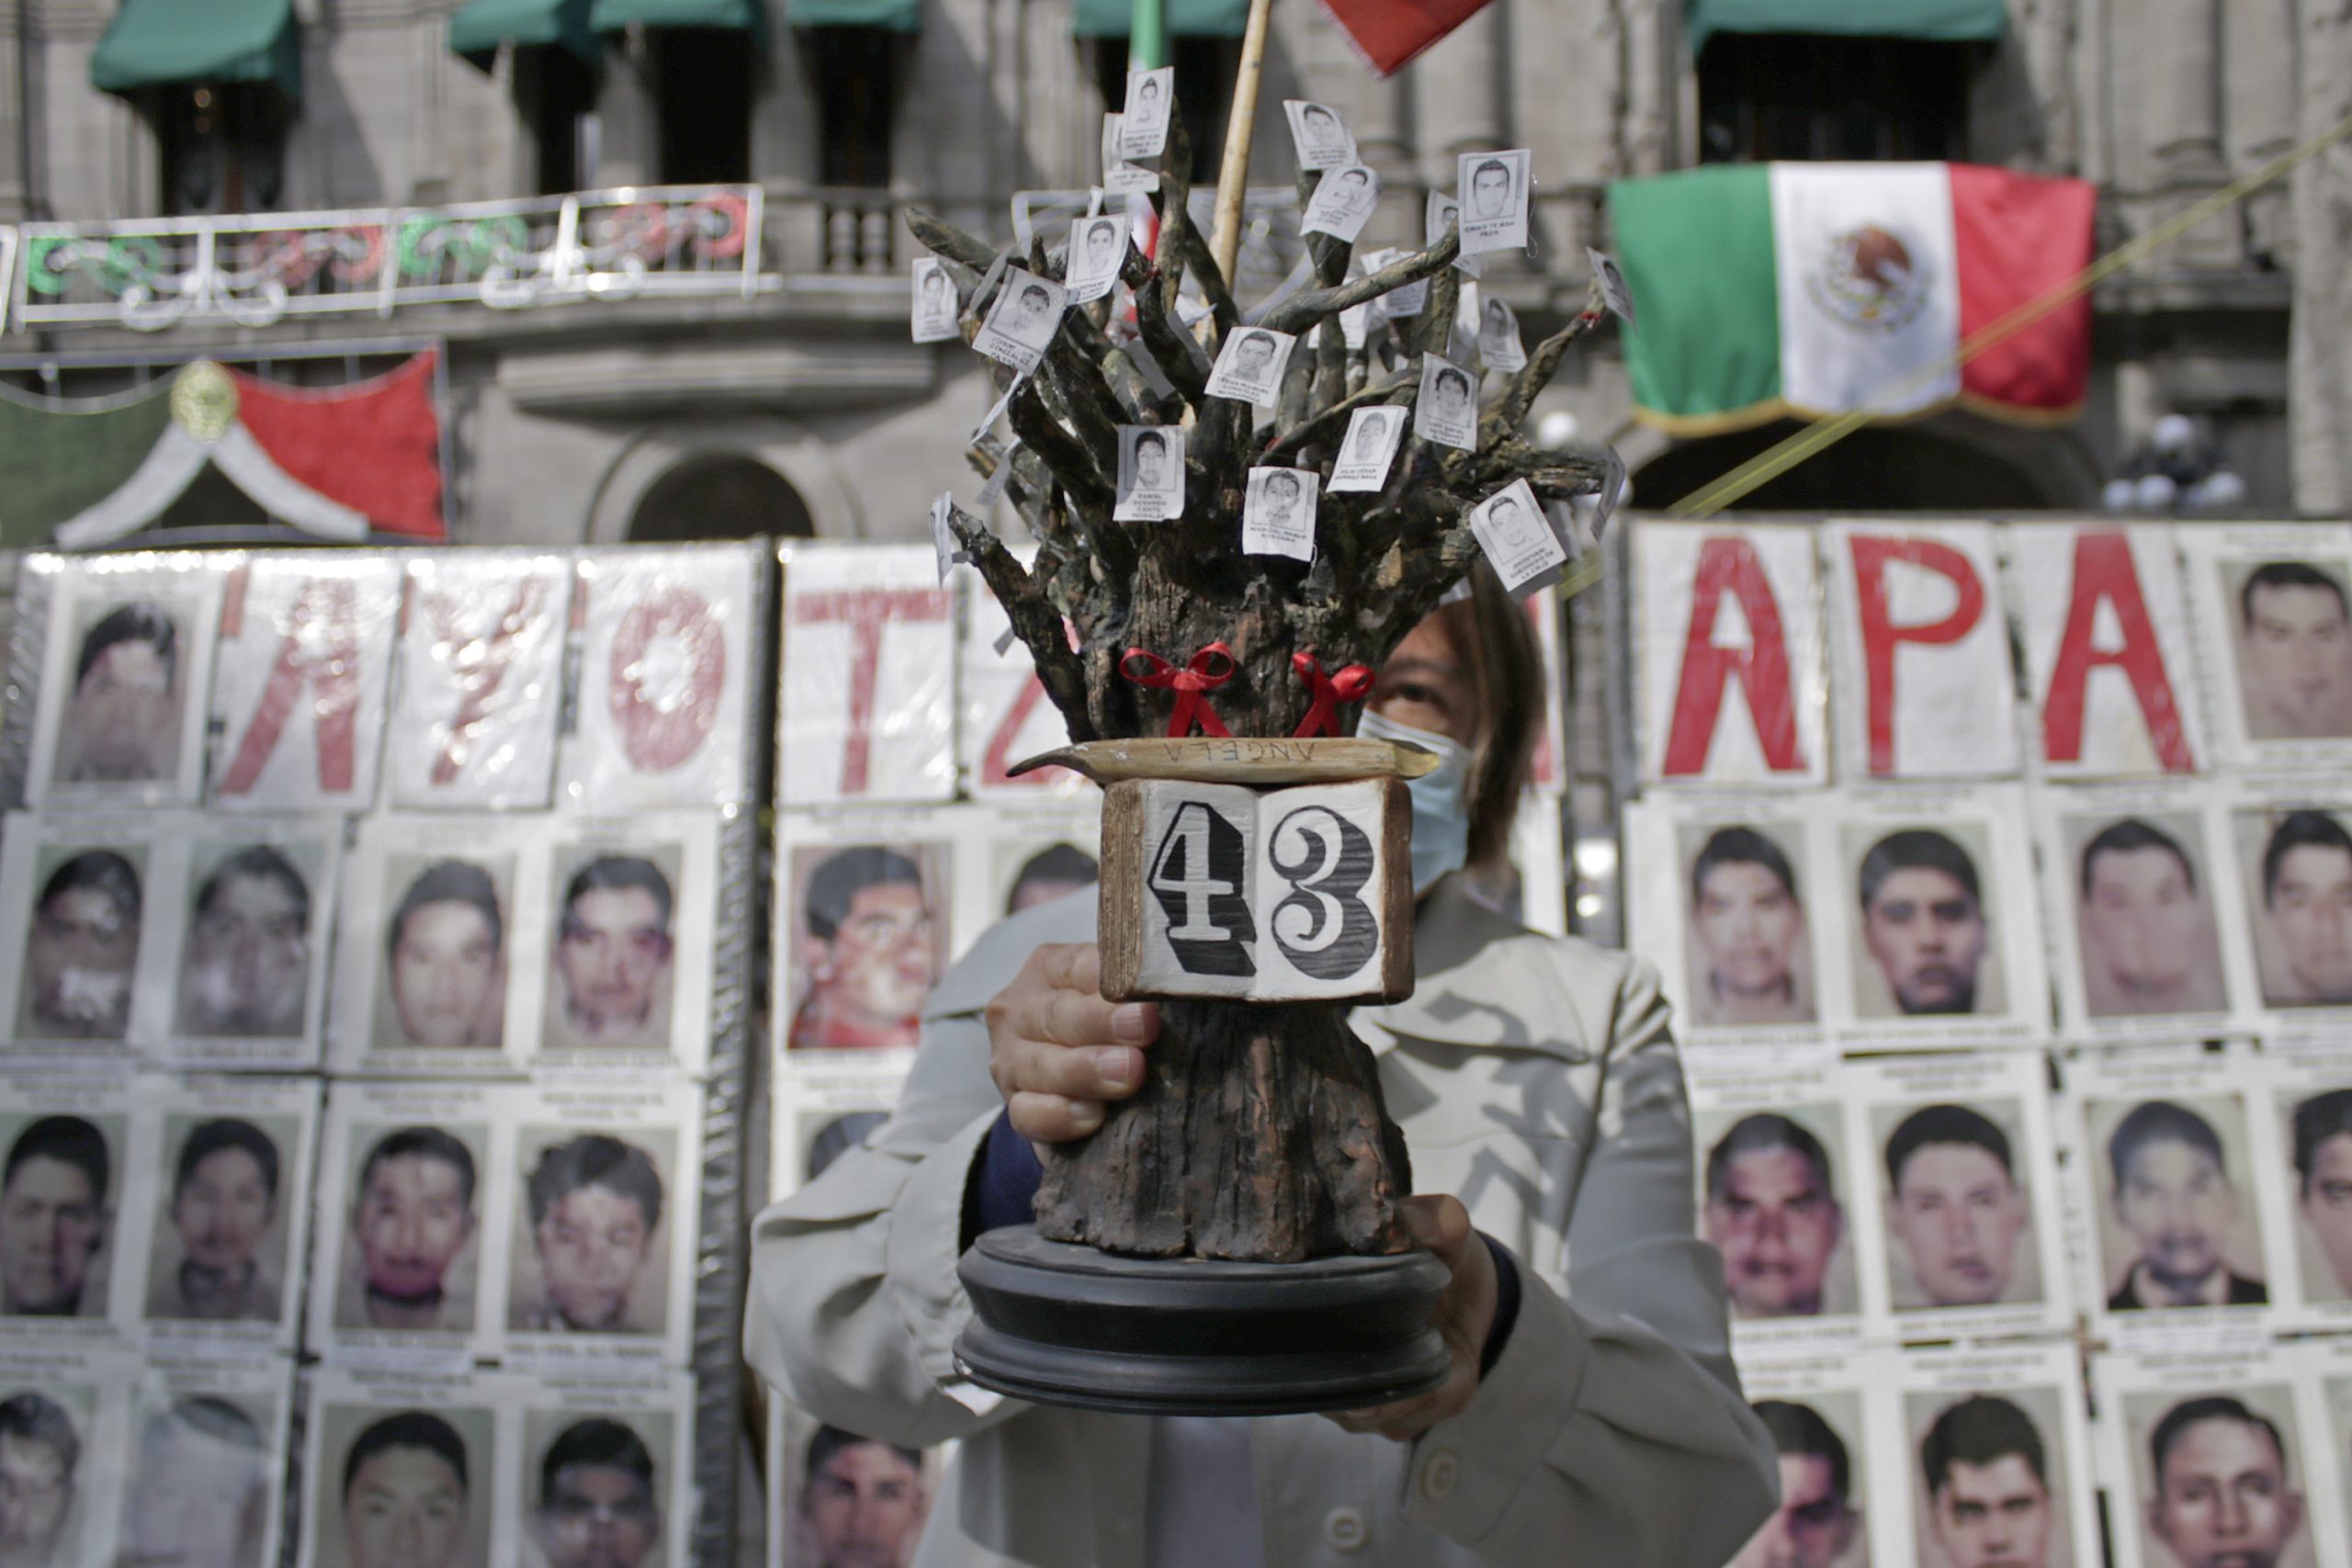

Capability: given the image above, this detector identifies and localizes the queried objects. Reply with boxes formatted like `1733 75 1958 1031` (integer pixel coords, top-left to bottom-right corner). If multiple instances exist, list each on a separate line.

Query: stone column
2226 0 2299 261
0 0 30 220
2149 0 2227 186
1411 0 1504 186
2289 0 2352 512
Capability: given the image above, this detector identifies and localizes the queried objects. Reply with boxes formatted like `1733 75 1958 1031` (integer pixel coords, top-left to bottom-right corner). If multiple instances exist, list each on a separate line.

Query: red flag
1319 0 1495 75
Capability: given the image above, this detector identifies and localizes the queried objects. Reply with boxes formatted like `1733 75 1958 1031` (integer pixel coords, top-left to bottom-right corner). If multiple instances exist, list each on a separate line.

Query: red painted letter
2041 529 2194 771
1661 536 1802 777
608 585 728 773
1849 535 1987 776
424 576 550 786
795 588 952 795
218 576 360 796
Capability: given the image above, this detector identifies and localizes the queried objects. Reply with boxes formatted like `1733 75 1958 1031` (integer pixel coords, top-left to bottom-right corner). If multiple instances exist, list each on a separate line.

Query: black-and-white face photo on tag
1120 68 1173 162
910 256 959 344
1478 296 1527 371
1330 406 1407 492
1302 164 1381 243
1066 215 1126 304
1204 327 1298 408
1428 189 1484 278
1469 478 1566 594
1588 245 1636 329
1414 353 1480 451
1457 148 1532 257
974 269 1068 375
1283 99 1355 170
1114 424 1186 522
1102 113 1159 194
1242 467 1318 561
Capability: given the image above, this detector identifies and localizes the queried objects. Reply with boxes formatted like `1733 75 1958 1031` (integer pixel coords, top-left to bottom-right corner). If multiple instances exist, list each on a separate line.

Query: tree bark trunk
1034 999 1414 1261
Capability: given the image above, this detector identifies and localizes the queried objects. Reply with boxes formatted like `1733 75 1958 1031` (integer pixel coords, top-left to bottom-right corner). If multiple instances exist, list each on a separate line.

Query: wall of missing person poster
1624 515 2352 1568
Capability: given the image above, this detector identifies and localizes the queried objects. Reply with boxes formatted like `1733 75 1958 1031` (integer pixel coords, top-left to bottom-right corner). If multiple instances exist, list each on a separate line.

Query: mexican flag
1608 162 2096 434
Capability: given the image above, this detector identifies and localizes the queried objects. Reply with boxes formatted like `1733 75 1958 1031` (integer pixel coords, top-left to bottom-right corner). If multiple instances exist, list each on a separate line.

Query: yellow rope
1661 112 2352 521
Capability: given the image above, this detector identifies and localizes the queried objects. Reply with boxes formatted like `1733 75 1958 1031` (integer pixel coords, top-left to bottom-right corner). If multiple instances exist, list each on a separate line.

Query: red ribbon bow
1122 643 1238 738
1291 651 1375 738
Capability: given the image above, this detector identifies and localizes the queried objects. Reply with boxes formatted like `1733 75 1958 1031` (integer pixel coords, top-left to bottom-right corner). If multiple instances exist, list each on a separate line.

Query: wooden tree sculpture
918 107 1613 1268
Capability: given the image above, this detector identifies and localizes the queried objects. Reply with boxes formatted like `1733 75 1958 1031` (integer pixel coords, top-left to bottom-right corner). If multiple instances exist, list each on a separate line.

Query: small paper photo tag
910 257 960 344
928 493 960 583
1066 214 1126 304
1427 190 1484 279
1413 353 1480 451
1204 327 1299 409
1242 467 1319 561
1477 296 1528 372
1301 164 1381 243
1361 247 1426 317
1339 299 1370 350
1283 100 1357 171
1329 406 1408 492
1114 425 1187 523
1457 148 1532 257
1119 68 1174 162
1101 115 1159 195
1588 245 1636 329
973 269 1069 375
1468 479 1566 594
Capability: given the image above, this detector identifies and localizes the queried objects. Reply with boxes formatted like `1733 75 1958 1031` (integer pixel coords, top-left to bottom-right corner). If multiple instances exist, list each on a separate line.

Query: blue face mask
1356 709 1471 895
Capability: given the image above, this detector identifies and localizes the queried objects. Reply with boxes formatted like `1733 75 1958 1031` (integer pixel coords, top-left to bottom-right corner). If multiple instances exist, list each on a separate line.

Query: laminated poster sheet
777 544 958 807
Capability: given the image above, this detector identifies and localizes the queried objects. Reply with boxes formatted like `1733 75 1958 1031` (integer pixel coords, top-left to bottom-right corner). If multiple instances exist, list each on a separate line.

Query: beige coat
746 877 1776 1567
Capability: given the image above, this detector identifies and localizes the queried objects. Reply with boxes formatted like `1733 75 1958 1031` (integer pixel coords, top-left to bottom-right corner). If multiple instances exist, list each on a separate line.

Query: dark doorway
628 454 814 540
1635 420 2085 512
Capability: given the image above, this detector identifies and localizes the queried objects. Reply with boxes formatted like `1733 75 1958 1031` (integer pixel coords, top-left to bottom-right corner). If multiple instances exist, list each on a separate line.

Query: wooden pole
1206 0 1274 286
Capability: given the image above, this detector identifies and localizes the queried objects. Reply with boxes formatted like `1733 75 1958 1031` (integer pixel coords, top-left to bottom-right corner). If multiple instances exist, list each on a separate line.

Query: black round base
953 1225 1453 1416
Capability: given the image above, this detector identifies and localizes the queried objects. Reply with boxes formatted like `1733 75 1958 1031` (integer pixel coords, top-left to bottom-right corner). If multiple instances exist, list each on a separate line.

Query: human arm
1389 956 1778 1566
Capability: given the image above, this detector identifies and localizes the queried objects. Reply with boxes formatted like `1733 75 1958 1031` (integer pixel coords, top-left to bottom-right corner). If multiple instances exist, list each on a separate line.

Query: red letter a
2041 529 2194 771
218 576 360 796
1660 536 1802 777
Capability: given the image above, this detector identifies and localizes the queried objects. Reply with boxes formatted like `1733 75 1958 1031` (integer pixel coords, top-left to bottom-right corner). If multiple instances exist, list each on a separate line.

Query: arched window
627 454 815 541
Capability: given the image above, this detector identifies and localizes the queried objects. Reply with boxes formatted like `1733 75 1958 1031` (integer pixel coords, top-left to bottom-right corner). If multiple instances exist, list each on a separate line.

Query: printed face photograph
1681 822 1815 1029
146 1114 294 1325
1132 431 1170 491
0 1112 115 1319
122 1392 277 1568
1431 367 1472 420
317 1404 492 1568
2091 1096 2267 1313
1699 1106 1852 1321
17 844 145 1042
1080 219 1119 273
52 599 189 786
2288 1087 2352 1301
2243 808 2352 1007
1908 1389 2072 1568
525 1411 673 1568
1430 193 1460 239
176 841 320 1039
510 1126 675 1337
374 853 513 1054
786 842 945 1053
337 1122 484 1335
0 1385 92 1568
915 262 951 310
1847 823 2000 1019
543 845 682 1055
1878 1102 2037 1310
1232 332 1275 378
2067 814 2228 1019
783 1409 934 1568
1001 841 1099 919
1256 471 1305 525
1347 410 1398 465
2127 1389 2309 1568
1298 102 1341 143
1731 1394 1868 1568
1467 156 1514 218
2231 559 2352 741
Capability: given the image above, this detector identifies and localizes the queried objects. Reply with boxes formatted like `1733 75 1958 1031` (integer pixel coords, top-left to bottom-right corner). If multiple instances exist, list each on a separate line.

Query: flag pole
1206 0 1273 285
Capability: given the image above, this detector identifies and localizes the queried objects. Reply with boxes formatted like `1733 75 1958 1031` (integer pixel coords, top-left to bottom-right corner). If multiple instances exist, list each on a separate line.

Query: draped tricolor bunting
0 350 446 547
1607 163 2096 434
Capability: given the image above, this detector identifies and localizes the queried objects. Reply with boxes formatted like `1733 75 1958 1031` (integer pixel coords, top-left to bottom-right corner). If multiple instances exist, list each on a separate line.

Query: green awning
451 0 603 63
588 0 762 28
91 0 302 102
787 0 922 32
1686 0 2007 52
1073 0 1248 38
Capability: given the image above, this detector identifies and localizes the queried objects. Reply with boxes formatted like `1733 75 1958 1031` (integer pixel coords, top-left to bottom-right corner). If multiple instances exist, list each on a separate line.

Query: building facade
0 0 2331 548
